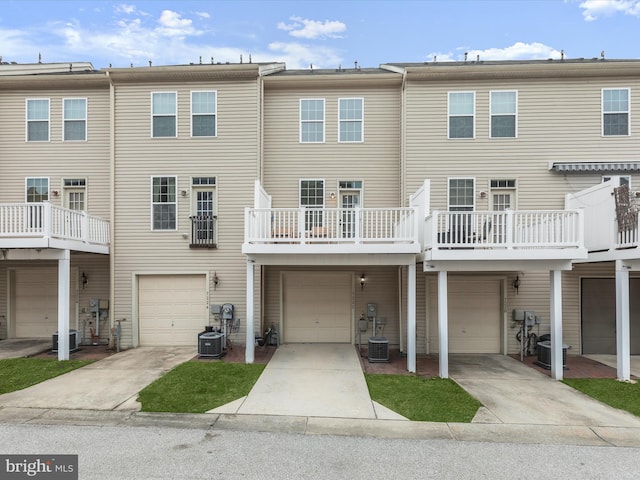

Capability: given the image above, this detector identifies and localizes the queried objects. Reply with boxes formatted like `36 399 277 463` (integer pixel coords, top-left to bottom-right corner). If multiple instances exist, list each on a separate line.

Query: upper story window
490 91 517 138
602 88 630 136
338 98 363 142
63 98 87 141
26 99 50 142
448 178 475 211
152 92 177 138
300 99 325 143
26 177 49 202
448 92 475 139
191 91 217 137
151 176 177 230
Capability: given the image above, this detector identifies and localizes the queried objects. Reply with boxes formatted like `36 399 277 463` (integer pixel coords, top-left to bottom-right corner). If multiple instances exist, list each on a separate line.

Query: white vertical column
549 270 563 380
245 260 255 364
615 260 631 381
407 262 416 373
438 270 449 378
57 250 71 361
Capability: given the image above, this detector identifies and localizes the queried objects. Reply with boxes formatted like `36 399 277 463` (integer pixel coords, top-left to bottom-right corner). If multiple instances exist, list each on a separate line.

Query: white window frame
447 177 476 211
63 178 87 211
300 98 325 143
602 88 630 137
63 98 88 142
191 91 217 138
25 177 50 202
26 98 50 142
151 92 177 138
151 176 178 231
299 179 325 230
338 97 364 143
448 92 475 139
489 90 517 138
602 175 631 189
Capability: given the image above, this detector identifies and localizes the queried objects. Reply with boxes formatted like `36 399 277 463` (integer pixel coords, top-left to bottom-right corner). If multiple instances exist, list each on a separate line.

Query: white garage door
283 272 352 343
430 277 502 353
138 274 207 346
14 267 75 338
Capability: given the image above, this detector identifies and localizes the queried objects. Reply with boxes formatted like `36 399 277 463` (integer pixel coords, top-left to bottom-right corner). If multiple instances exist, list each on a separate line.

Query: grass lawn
365 374 481 422
137 361 266 414
0 358 93 394
563 378 640 418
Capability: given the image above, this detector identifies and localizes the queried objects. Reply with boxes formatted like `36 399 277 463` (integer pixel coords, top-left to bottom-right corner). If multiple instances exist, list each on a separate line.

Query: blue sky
1 0 639 69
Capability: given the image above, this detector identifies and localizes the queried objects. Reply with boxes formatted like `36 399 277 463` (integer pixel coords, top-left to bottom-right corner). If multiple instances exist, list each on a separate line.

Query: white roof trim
550 161 640 172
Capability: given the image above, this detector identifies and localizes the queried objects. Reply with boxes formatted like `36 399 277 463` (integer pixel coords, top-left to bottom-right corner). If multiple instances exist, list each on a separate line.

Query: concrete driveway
450 354 640 427
0 338 51 359
583 354 640 378
0 347 195 411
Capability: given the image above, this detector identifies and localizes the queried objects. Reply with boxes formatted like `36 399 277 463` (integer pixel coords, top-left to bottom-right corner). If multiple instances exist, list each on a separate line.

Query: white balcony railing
0 202 110 246
245 206 418 245
425 210 584 250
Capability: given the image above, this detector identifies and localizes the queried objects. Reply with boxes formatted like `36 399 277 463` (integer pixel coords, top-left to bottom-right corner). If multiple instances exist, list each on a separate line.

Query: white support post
407 262 416 373
549 270 563 380
245 260 255 364
57 250 71 361
438 270 449 378
615 260 631 381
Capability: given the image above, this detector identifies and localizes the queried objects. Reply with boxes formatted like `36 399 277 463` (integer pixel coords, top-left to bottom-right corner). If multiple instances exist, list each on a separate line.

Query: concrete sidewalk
450 354 640 427
209 344 404 420
0 347 194 411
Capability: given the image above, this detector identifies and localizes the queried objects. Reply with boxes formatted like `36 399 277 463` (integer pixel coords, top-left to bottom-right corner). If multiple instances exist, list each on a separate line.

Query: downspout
400 69 407 206
107 72 116 346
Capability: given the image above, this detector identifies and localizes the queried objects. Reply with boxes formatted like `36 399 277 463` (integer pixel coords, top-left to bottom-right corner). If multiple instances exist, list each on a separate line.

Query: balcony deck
0 202 110 254
243 206 420 260
423 210 587 270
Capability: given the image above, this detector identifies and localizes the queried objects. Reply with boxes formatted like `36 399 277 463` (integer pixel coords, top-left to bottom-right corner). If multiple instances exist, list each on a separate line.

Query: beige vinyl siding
0 87 111 218
404 77 640 211
263 83 401 208
263 265 401 346
112 79 261 348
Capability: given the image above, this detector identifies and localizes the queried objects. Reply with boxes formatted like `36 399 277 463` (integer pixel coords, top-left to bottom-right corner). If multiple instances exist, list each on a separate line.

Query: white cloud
277 16 346 39
268 41 343 69
114 4 136 15
157 10 200 37
196 12 211 19
579 0 640 21
427 42 563 62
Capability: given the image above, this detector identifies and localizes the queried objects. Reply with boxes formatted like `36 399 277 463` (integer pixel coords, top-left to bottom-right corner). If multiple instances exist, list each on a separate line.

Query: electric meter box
512 309 525 321
367 303 377 318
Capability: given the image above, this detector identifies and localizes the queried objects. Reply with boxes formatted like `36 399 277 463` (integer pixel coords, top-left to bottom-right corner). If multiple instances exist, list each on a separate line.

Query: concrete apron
210 344 391 419
450 354 640 427
0 338 51 359
0 347 195 411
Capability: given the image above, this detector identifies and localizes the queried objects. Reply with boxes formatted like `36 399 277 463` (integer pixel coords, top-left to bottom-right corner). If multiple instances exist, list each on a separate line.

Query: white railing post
506 209 514 249
299 207 306 244
43 202 52 238
355 207 362 243
244 208 251 242
82 211 89 243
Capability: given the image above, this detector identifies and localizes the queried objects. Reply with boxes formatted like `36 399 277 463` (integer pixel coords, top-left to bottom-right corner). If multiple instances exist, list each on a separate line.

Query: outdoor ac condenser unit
52 330 79 353
368 336 389 363
198 332 225 358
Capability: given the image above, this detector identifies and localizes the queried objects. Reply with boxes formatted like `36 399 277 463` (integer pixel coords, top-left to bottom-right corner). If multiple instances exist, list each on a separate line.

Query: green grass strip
365 374 481 422
563 378 640 417
0 358 93 394
138 361 266 414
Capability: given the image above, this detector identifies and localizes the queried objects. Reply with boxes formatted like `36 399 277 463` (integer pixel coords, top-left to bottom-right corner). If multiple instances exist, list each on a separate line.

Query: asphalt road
4 423 640 479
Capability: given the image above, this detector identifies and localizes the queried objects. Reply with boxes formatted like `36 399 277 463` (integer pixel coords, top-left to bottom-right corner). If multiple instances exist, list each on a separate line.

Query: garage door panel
138 275 206 346
430 278 501 354
283 272 351 343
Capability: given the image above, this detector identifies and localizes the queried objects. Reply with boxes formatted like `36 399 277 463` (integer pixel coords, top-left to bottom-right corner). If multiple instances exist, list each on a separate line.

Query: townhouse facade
1 58 638 381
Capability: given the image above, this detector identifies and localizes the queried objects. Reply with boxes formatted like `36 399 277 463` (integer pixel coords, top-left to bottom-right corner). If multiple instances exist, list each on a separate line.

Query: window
152 92 177 138
339 98 363 142
490 91 517 138
64 179 87 211
602 88 630 136
448 178 475 211
603 175 631 188
26 99 49 141
26 177 49 202
63 98 87 141
300 99 325 143
191 91 217 137
151 176 177 230
300 179 325 230
448 92 475 139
